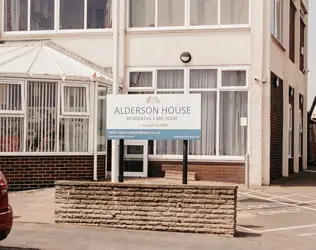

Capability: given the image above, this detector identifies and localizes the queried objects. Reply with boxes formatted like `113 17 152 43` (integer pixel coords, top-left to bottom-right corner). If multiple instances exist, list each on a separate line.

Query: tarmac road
0 221 315 250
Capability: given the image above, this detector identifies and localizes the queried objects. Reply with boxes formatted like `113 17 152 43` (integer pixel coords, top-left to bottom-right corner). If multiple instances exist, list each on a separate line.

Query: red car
0 171 12 240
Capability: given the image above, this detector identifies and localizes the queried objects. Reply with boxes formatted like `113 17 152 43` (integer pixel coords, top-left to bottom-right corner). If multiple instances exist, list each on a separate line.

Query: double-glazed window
0 81 93 154
289 1 296 62
271 0 283 42
288 104 293 158
3 0 112 32
129 0 250 28
299 110 303 157
128 68 248 157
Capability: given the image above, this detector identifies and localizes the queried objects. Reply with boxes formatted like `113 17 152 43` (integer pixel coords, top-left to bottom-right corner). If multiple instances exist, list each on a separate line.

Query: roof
0 43 113 83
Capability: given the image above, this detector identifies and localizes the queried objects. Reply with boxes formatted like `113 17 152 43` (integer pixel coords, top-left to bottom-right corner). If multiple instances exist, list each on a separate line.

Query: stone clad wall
55 181 238 237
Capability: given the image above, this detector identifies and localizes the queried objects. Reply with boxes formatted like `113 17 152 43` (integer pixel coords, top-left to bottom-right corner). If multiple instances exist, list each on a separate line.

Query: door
124 140 148 177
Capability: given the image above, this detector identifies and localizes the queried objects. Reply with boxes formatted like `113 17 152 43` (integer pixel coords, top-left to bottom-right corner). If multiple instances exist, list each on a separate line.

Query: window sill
126 25 251 35
271 34 286 52
1 29 113 39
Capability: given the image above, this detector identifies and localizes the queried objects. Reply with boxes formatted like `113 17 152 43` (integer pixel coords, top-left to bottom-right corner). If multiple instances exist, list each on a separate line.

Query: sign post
106 94 201 184
182 140 188 184
119 139 124 183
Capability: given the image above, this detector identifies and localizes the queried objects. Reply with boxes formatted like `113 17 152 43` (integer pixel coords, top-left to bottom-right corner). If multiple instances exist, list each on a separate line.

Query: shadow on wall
270 166 316 187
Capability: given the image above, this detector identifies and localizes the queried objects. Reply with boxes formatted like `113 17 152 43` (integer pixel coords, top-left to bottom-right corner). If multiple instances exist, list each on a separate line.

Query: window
4 0 28 31
0 81 94 154
289 1 296 62
220 0 249 25
299 110 303 157
158 0 185 27
62 85 88 115
97 87 107 152
3 0 112 32
26 81 57 152
31 0 55 30
60 0 84 29
271 0 283 42
129 0 249 28
190 0 218 26
127 68 248 157
288 104 292 157
300 18 306 72
0 82 24 152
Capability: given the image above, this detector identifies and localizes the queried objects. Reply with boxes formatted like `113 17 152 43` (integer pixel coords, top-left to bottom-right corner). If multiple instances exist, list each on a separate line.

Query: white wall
125 30 251 67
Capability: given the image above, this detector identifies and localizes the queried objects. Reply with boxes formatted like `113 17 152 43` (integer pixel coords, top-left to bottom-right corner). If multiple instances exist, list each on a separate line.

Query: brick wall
0 155 106 191
158 163 244 183
55 181 237 236
270 73 284 181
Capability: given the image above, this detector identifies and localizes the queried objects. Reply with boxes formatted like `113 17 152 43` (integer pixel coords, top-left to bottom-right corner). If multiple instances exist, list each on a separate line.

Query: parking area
237 189 316 239
8 167 316 241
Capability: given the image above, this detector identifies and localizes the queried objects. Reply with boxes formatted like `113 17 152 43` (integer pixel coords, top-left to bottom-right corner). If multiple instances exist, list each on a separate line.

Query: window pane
0 84 22 111
220 0 249 25
219 91 248 156
130 72 153 88
0 117 24 152
26 81 58 152
60 0 84 29
97 95 106 152
4 0 28 31
222 71 246 87
190 0 218 25
156 91 183 155
158 0 184 27
87 0 112 29
190 69 217 88
59 118 89 152
157 70 184 89
30 0 54 30
64 86 87 113
189 91 216 155
129 0 155 28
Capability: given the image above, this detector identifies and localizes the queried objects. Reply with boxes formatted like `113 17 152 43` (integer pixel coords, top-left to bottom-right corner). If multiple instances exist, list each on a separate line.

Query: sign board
106 94 201 140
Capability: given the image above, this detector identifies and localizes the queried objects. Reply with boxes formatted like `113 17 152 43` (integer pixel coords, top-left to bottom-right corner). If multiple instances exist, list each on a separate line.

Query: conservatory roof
0 43 112 83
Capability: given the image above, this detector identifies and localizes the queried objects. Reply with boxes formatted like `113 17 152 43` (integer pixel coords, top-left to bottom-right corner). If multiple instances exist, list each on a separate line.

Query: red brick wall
151 162 245 184
270 72 284 181
0 155 106 191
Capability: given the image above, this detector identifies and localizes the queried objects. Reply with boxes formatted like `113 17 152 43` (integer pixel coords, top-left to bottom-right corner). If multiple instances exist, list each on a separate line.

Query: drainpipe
111 0 120 182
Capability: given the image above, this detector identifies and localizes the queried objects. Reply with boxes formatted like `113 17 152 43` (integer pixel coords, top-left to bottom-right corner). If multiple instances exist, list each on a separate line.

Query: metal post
183 140 188 184
119 139 124 183
245 154 249 189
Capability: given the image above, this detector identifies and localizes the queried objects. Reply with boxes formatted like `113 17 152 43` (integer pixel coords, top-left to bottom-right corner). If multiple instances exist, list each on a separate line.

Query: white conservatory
0 42 113 183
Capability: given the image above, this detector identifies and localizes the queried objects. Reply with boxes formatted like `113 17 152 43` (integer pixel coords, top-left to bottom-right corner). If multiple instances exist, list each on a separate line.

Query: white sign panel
106 94 201 140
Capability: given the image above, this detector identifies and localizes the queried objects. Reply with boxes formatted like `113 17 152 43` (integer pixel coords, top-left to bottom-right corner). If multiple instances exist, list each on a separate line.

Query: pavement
0 167 316 249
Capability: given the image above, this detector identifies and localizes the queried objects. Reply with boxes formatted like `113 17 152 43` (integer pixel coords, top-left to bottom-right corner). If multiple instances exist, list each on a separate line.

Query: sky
308 1 316 110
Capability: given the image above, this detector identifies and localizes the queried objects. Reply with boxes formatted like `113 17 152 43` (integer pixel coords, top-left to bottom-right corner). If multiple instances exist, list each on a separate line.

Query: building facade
0 0 309 189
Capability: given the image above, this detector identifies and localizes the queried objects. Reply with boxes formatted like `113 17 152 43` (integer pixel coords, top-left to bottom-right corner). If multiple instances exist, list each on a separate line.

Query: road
0 220 315 250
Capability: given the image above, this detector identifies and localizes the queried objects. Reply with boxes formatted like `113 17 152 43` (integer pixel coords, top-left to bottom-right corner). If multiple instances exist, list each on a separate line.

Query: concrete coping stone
55 180 238 191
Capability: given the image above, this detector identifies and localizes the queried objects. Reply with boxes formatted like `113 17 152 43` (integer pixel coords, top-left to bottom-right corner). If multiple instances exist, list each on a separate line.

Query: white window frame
299 109 303 157
271 0 283 42
0 81 25 115
288 104 293 158
61 83 90 116
0 80 26 152
126 66 249 162
2 0 113 35
126 0 251 32
0 80 95 156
